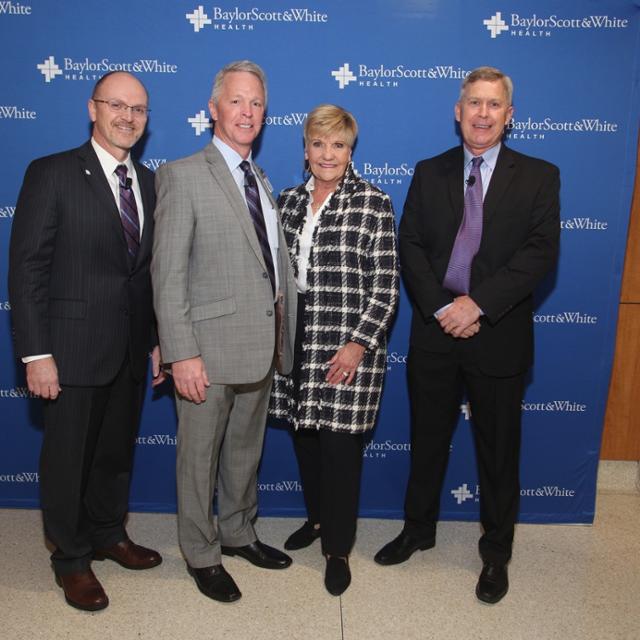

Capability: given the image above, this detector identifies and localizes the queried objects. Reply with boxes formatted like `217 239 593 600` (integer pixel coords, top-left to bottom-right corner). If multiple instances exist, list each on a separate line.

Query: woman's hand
326 341 366 385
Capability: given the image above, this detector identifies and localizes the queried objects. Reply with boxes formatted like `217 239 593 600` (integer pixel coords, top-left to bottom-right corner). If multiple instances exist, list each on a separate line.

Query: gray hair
459 66 513 106
211 60 267 107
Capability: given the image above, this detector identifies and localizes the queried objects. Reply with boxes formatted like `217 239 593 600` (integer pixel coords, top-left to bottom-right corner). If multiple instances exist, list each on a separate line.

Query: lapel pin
84 169 91 175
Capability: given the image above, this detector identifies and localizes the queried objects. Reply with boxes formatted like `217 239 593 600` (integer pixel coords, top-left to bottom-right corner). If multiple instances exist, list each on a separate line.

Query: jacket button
262 272 268 279
266 309 273 317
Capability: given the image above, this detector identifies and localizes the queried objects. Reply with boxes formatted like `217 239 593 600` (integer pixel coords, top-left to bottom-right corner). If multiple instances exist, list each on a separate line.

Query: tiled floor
1 461 638 640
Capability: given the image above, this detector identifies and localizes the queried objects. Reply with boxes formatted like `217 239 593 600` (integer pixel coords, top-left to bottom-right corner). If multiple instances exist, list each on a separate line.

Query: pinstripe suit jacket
151 143 296 384
8 141 156 385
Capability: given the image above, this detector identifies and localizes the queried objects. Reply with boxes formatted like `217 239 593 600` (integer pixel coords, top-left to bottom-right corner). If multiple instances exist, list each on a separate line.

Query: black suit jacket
399 144 560 376
9 141 156 385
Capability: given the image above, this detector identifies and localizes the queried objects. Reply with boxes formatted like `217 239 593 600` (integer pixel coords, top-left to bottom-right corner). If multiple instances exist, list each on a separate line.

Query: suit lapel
204 144 267 270
76 142 130 258
77 142 120 219
445 147 465 227
254 165 290 285
254 164 278 210
132 162 154 266
483 145 516 222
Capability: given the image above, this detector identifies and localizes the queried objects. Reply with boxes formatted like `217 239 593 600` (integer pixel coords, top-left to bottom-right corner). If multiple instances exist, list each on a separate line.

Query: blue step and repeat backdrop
1 1 639 524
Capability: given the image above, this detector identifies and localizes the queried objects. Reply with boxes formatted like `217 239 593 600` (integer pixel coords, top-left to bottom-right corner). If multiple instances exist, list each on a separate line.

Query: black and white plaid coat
269 164 399 433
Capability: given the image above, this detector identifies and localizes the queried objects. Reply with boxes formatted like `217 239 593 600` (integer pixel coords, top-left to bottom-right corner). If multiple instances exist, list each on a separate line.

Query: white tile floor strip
1 461 638 640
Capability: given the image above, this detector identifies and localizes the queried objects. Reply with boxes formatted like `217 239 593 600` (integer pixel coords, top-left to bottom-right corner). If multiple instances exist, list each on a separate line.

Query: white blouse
296 177 333 293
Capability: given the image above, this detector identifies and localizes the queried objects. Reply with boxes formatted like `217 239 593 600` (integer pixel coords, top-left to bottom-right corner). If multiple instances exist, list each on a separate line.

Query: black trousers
290 293 364 557
40 357 144 575
292 428 363 557
403 345 524 565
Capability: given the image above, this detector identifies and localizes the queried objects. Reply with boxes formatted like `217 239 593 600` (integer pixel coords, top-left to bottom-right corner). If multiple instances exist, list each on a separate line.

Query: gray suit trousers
176 365 274 568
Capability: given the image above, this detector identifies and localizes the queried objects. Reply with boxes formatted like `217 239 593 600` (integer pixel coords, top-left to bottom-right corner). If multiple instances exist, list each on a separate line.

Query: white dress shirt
91 137 145 235
296 176 332 294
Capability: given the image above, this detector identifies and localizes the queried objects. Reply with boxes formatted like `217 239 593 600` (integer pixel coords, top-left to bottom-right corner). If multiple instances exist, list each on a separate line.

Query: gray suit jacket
151 143 296 384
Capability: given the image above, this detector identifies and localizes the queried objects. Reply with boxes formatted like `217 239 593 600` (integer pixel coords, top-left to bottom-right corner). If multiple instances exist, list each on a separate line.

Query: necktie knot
115 164 128 186
471 156 483 169
240 161 257 189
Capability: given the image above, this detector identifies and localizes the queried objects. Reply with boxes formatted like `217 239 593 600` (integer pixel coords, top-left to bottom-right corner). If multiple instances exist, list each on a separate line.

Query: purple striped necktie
443 156 484 296
240 160 275 295
114 164 140 260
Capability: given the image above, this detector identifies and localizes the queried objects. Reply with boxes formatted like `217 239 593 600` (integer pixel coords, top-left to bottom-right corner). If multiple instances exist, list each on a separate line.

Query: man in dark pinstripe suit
9 71 164 611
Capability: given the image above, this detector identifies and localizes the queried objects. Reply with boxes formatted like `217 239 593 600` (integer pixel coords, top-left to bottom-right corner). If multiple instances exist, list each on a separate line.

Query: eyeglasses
92 98 150 117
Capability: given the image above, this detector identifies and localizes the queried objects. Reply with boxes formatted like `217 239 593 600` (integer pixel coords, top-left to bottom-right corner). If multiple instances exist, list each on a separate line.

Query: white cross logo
37 56 62 83
186 5 212 32
483 12 509 38
331 63 357 90
188 110 212 136
451 483 474 505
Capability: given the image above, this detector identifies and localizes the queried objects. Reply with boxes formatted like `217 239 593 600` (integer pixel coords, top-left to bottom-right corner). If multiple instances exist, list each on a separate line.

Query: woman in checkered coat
269 104 399 595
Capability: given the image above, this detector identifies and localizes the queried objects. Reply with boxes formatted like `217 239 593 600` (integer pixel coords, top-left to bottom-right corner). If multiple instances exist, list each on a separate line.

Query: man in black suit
374 67 560 604
8 71 164 611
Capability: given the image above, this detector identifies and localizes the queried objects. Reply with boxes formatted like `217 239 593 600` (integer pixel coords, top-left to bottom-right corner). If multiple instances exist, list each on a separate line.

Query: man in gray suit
151 60 296 603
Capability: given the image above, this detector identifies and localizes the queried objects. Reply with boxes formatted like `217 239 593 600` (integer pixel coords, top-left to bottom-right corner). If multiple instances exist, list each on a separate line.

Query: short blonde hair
303 104 358 148
460 66 513 106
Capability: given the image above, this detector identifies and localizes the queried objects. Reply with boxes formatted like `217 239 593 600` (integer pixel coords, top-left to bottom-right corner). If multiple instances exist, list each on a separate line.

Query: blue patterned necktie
240 160 275 295
114 164 140 260
443 156 484 295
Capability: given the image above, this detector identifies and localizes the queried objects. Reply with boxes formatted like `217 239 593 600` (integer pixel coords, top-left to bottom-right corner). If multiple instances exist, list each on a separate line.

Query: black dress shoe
187 564 241 603
284 522 321 550
324 556 351 596
221 540 292 569
476 562 508 604
374 530 435 565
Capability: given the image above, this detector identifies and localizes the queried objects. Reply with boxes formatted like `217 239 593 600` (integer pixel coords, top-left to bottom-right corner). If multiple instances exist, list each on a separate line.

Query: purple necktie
240 160 275 295
443 156 484 295
114 164 140 260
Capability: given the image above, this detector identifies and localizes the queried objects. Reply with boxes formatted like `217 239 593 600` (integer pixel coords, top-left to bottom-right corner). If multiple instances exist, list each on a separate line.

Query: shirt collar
91 138 133 177
305 175 316 194
463 142 501 172
213 136 252 172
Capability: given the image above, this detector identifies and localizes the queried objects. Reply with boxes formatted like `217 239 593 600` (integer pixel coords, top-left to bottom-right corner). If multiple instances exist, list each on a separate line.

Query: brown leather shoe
94 539 162 570
55 569 109 611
